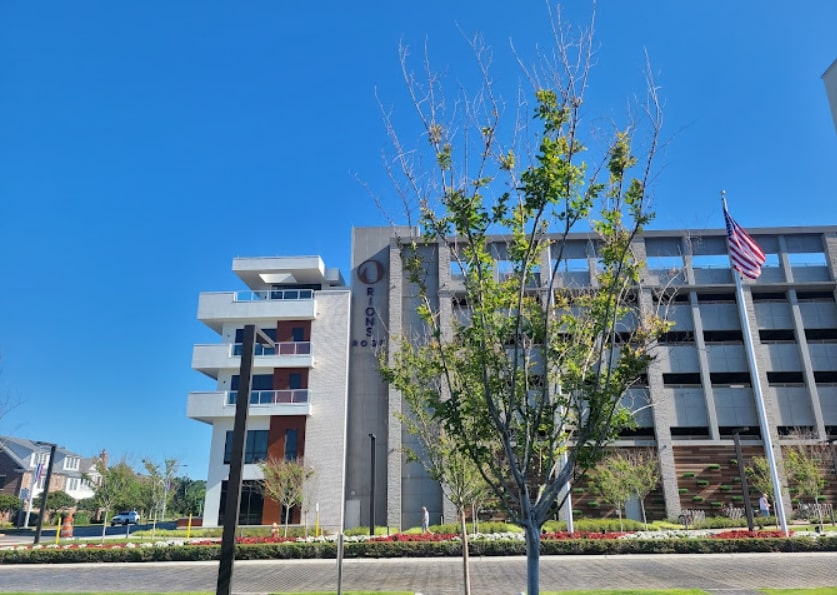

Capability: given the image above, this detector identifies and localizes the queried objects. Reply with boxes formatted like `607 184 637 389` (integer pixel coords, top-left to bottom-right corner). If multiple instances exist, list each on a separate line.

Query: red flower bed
711 529 791 539
369 533 458 542
541 531 627 540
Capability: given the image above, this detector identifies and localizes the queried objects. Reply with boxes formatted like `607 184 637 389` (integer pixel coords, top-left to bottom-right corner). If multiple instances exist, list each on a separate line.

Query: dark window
703 330 743 342
710 372 751 385
751 292 786 302
759 329 795 342
285 429 299 461
219 480 264 526
797 291 834 302
814 371 837 383
231 375 273 391
0 474 6 488
670 427 710 439
617 427 655 438
291 327 305 342
805 328 837 342
778 425 815 436
289 373 302 390
654 290 690 304
662 373 701 387
698 292 736 304
767 371 804 385
632 373 649 387
223 430 269 464
719 426 761 438
659 331 695 344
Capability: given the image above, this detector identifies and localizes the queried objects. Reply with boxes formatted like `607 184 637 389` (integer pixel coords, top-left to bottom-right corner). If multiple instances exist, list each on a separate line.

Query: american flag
34 463 44 488
723 203 766 280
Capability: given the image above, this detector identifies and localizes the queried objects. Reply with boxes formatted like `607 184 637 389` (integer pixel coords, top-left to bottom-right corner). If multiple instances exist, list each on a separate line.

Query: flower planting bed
1 529 836 564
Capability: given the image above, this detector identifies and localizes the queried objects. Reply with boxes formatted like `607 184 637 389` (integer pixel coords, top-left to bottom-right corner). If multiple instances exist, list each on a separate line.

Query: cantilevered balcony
192 342 314 377
186 389 312 423
198 289 316 333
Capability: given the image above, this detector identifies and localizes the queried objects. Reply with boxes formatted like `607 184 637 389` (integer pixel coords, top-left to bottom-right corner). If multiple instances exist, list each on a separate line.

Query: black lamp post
732 428 755 531
368 433 376 537
33 442 57 545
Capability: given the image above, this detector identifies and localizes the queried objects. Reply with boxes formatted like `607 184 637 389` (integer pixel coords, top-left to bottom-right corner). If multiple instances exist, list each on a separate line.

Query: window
662 373 701 387
698 292 736 304
653 290 690 304
814 371 837 383
67 477 80 491
219 480 264 526
0 474 6 488
231 374 273 390
289 373 302 390
767 371 804 385
223 430 269 464
291 327 305 342
805 328 837 342
797 291 834 302
703 330 743 343
752 292 786 302
284 429 298 461
710 372 751 386
64 457 80 471
658 331 694 344
759 329 795 343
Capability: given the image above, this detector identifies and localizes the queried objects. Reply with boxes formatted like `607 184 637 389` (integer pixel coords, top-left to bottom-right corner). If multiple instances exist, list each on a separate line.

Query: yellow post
186 513 192 539
55 515 61 545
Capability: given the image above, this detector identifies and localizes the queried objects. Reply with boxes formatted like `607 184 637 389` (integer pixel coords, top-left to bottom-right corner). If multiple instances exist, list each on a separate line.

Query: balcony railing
234 289 314 302
231 341 312 356
228 389 310 406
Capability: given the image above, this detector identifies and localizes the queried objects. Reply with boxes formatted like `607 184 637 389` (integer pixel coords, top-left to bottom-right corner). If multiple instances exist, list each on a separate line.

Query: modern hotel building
189 225 837 530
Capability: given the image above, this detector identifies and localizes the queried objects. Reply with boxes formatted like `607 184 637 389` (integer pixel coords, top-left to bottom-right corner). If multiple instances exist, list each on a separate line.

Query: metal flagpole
723 193 788 536
732 271 788 535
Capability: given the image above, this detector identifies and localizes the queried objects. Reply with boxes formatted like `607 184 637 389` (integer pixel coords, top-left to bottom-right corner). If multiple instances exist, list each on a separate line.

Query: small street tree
45 490 76 522
378 7 667 592
259 456 313 537
588 451 636 531
384 379 494 595
91 458 142 541
630 450 660 530
782 431 830 525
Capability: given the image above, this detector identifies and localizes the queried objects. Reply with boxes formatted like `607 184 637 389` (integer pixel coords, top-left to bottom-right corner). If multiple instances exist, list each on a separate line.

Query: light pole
732 428 755 531
368 433 376 537
33 441 57 545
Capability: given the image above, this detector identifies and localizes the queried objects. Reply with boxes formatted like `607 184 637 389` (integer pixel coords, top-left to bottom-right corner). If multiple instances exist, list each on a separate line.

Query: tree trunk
459 506 472 595
640 498 648 531
524 521 540 595
284 504 291 537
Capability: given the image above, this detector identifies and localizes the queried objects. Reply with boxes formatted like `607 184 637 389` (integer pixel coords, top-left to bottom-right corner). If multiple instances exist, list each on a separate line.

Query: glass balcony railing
228 389 310 406
234 289 314 302
231 341 312 356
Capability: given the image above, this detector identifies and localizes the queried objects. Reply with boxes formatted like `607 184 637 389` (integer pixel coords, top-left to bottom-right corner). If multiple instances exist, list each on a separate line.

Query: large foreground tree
379 7 668 593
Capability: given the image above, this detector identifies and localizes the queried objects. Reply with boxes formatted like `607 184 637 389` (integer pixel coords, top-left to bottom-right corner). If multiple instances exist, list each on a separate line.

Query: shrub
696 480 709 487
682 472 695 478
706 464 721 471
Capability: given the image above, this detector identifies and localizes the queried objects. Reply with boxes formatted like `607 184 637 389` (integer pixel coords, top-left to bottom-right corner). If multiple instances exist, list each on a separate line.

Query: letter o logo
357 259 385 284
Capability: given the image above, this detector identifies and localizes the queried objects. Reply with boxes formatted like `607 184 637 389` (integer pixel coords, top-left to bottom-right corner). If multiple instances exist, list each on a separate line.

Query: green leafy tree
378 9 667 593
588 452 638 531
783 432 830 525
630 450 660 530
91 459 142 541
259 457 314 537
745 456 774 503
142 458 180 523
388 388 493 595
0 493 20 522
45 490 75 520
171 477 205 517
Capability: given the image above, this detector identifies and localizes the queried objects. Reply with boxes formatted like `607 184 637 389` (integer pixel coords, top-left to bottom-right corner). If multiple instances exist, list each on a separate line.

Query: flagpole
722 193 788 536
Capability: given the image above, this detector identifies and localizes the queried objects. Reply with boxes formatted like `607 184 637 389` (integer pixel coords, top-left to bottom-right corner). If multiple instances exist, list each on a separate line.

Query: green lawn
5 590 837 595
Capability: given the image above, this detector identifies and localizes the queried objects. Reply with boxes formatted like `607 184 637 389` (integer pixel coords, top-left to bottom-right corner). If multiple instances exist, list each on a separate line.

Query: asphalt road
0 552 836 594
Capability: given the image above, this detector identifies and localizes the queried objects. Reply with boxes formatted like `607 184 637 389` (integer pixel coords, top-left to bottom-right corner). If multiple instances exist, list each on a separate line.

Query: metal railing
233 289 314 302
231 341 312 356
228 389 309 406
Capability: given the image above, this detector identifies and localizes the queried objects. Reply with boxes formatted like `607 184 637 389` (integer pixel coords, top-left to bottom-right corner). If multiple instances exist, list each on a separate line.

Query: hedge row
2 536 837 564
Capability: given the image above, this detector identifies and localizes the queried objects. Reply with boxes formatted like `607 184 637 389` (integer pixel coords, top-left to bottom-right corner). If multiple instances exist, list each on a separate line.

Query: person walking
421 506 430 533
759 493 771 517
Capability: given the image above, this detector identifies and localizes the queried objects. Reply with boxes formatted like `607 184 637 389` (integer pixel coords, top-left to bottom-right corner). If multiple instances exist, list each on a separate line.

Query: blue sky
1 1 835 478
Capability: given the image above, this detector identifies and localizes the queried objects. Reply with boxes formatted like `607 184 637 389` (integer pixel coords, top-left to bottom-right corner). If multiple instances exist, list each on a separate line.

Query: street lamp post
368 433 376 537
33 442 57 545
732 428 755 531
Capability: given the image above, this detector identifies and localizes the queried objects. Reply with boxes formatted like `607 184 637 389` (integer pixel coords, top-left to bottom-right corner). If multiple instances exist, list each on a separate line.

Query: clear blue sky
1 1 835 479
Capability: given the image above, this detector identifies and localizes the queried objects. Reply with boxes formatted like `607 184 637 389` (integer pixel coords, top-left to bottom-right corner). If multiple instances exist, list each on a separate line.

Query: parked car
110 511 141 526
